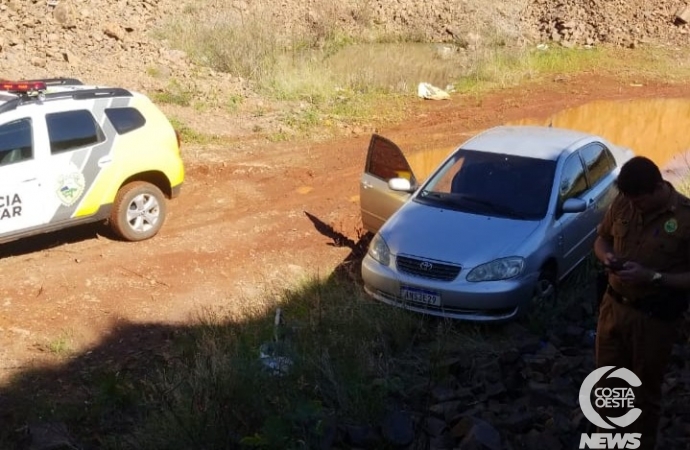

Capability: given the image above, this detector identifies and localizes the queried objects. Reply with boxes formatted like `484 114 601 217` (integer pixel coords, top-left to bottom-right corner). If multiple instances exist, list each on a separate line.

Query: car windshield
415 149 557 220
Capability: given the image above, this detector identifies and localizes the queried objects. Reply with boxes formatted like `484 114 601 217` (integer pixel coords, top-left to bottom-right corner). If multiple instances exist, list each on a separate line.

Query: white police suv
0 78 185 244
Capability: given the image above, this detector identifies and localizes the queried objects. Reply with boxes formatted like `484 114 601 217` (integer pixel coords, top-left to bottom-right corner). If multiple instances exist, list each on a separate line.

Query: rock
429 401 462 420
454 416 502 450
104 23 125 41
485 382 507 399
343 424 380 448
53 2 77 28
429 432 455 450
25 422 78 450
30 57 46 68
432 385 458 403
425 416 447 437
380 410 415 447
676 6 690 25
501 410 538 433
499 348 521 364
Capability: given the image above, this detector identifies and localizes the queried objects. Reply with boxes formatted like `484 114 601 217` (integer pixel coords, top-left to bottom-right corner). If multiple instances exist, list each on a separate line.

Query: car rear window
105 107 146 134
46 110 105 154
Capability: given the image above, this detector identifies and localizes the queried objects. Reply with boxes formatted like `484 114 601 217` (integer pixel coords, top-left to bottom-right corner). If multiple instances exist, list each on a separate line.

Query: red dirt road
1 74 688 384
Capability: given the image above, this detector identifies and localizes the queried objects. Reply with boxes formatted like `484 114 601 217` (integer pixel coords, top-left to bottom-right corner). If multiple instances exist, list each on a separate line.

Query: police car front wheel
110 181 167 241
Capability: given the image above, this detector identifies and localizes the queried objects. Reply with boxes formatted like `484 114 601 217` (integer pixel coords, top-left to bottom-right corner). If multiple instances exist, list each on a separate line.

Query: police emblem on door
56 171 86 206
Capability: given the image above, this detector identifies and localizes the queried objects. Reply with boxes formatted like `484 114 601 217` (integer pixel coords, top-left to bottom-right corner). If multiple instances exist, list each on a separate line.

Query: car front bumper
361 254 539 322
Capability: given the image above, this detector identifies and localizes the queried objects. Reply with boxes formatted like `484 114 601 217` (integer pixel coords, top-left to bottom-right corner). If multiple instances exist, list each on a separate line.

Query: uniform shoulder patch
664 217 679 234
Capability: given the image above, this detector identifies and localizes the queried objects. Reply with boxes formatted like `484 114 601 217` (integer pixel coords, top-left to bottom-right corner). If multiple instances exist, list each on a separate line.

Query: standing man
593 156 690 449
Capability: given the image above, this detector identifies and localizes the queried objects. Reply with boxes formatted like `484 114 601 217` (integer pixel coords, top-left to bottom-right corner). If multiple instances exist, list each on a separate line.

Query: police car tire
110 181 167 242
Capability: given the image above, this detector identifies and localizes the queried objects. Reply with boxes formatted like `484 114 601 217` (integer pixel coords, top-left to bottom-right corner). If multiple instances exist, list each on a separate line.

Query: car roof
460 125 600 161
0 80 139 114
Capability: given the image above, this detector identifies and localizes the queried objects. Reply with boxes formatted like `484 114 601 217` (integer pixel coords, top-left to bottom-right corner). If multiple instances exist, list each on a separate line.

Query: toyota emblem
419 261 433 271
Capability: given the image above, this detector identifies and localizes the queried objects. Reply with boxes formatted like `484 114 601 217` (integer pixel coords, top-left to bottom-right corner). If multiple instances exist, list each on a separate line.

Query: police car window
581 143 615 187
46 110 105 154
105 107 146 134
0 118 32 166
559 153 588 202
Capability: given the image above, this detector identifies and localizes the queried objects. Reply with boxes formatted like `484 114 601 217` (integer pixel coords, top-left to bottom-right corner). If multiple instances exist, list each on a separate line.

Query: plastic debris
417 82 450 101
259 342 293 376
259 308 293 376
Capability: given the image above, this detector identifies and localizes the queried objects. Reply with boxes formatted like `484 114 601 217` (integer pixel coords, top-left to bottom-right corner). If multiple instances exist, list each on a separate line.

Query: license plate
400 286 440 306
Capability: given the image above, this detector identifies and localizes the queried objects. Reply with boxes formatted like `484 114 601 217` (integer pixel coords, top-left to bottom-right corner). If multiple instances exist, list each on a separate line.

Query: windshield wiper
420 192 528 219
454 194 528 219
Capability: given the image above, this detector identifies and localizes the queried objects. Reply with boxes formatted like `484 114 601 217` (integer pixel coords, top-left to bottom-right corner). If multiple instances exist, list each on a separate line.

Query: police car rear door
38 97 114 224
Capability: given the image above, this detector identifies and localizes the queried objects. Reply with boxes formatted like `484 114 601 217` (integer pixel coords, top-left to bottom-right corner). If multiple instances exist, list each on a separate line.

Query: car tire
110 181 167 242
534 269 557 306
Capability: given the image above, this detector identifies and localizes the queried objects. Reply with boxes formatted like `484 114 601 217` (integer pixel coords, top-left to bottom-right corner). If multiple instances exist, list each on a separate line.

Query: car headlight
368 233 391 266
466 257 525 282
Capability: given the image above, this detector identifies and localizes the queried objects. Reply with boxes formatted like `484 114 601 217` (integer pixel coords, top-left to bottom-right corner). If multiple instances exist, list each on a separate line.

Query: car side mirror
388 177 415 192
561 198 587 214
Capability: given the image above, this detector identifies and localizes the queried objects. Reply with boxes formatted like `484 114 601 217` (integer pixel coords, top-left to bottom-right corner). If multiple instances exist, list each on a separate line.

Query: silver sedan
359 125 634 322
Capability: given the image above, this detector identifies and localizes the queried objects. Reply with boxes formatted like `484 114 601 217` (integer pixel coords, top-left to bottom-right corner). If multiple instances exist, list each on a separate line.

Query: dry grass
153 0 690 143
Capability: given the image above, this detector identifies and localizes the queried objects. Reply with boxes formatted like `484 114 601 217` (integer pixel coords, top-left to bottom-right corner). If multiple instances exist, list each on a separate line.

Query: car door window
366 135 415 183
559 153 588 203
581 143 616 187
0 118 32 166
46 110 105 154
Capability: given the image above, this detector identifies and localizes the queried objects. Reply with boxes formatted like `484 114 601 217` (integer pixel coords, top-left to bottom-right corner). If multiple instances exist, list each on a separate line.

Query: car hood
380 201 542 267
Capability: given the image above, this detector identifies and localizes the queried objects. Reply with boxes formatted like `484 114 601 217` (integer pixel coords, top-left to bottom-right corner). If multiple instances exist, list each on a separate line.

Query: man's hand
615 260 655 285
603 252 618 267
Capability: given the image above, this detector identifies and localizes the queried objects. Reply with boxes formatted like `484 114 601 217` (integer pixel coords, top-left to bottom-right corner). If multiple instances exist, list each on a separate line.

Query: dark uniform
595 181 690 449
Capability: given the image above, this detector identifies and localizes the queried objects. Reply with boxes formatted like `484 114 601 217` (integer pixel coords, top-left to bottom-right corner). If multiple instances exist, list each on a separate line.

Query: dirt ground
0 73 689 385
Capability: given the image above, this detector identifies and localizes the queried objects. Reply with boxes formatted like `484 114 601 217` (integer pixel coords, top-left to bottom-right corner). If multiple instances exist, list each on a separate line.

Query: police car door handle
98 156 113 168
22 178 37 182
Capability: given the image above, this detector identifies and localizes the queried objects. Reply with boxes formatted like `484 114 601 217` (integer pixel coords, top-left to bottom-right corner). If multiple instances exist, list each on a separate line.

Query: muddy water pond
404 98 690 185
515 97 690 184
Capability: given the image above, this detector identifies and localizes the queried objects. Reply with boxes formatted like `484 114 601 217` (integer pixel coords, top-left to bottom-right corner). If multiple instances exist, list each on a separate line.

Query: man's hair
615 156 663 196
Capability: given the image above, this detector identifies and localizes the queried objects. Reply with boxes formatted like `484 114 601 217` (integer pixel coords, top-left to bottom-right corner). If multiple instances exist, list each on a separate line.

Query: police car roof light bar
0 81 47 94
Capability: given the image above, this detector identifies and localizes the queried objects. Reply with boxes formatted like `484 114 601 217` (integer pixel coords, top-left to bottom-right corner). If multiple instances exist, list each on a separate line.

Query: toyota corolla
359 125 634 322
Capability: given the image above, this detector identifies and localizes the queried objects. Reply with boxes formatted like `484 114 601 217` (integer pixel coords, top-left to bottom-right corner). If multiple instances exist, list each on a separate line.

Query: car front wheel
534 269 557 306
110 181 167 241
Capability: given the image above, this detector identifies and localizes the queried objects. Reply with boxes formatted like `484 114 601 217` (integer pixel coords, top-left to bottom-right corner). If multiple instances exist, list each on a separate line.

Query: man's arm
594 200 617 265
654 221 690 290
594 235 616 265
656 233 690 290
656 272 690 290
615 221 690 290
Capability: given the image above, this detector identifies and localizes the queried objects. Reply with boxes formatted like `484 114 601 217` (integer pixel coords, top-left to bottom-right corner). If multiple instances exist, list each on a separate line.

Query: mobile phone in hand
606 259 627 272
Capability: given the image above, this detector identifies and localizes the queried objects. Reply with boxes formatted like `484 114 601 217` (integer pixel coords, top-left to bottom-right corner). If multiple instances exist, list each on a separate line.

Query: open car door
360 134 417 233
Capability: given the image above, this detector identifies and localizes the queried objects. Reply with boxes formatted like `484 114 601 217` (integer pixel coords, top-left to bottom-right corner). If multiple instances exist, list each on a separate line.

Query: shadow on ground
3 211 687 450
0 211 373 449
0 222 116 259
